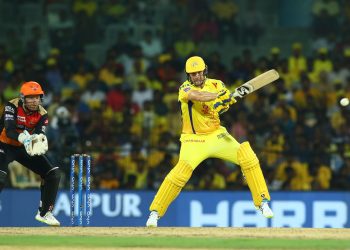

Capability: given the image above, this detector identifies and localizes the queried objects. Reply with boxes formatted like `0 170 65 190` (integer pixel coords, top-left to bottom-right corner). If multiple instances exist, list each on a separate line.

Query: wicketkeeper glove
18 130 34 156
31 134 48 156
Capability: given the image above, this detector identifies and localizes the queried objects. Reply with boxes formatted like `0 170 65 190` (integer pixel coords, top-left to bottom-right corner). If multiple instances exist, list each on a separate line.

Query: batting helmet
185 56 206 73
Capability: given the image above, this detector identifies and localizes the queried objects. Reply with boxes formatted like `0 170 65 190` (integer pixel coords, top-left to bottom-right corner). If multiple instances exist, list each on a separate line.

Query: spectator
131 80 154 109
139 30 163 60
239 0 264 45
312 0 340 38
288 43 308 81
80 80 106 109
210 0 239 43
45 58 63 94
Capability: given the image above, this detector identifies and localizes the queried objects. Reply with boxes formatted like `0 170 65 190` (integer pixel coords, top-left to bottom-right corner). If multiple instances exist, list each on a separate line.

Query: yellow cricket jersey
178 78 228 134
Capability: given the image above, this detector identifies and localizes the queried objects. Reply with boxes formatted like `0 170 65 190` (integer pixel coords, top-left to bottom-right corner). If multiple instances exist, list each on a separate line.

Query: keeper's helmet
20 81 44 101
185 56 207 73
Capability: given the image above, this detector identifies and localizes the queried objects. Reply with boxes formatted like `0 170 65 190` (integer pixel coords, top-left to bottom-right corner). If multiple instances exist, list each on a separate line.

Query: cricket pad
237 142 270 206
150 160 193 217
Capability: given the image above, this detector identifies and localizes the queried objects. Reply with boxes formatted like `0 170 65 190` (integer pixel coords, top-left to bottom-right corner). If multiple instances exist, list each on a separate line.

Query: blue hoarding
0 190 349 227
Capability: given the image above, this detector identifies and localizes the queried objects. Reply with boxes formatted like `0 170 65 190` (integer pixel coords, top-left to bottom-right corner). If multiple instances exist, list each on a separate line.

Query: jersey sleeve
217 80 235 105
212 80 235 115
217 80 230 94
178 82 193 102
3 102 19 140
34 113 48 134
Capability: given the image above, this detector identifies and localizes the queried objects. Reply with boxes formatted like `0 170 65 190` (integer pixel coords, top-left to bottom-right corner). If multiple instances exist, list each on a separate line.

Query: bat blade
232 69 279 98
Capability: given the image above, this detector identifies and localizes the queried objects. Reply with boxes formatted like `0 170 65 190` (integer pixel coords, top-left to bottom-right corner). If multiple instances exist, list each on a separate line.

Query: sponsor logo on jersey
183 87 191 92
201 104 210 115
17 116 26 123
5 106 14 113
217 132 230 139
182 139 205 143
4 114 14 120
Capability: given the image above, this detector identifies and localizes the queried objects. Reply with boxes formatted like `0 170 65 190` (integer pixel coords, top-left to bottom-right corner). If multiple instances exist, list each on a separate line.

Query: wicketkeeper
146 56 273 227
0 81 61 226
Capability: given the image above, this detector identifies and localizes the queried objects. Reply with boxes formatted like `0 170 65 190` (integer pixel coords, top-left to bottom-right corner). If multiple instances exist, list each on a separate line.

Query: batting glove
213 101 229 114
218 90 237 105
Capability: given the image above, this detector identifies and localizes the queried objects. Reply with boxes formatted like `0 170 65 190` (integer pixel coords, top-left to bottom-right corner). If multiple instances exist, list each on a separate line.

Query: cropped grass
0 235 349 249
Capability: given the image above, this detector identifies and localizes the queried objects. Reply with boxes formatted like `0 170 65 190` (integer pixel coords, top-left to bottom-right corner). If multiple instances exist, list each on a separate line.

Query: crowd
0 0 349 191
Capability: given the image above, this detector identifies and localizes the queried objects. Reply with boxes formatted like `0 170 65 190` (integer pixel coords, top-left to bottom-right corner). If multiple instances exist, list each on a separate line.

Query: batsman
0 81 61 226
146 56 273 227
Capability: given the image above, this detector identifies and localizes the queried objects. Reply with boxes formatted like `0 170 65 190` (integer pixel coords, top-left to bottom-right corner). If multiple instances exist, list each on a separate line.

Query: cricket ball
340 97 349 107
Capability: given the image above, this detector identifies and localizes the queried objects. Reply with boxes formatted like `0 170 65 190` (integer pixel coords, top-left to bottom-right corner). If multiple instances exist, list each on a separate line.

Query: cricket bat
231 69 279 99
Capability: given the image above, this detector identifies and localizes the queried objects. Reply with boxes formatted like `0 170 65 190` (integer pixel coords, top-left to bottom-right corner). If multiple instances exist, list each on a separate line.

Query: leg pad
0 171 7 193
40 168 61 215
237 142 270 206
150 161 193 217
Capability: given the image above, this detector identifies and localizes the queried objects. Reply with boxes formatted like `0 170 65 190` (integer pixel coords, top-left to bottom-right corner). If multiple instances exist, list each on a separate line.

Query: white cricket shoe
257 199 274 218
35 211 60 226
146 211 159 227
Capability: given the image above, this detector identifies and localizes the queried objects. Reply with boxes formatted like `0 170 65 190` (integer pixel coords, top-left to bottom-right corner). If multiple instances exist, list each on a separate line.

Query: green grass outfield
0 227 349 250
0 235 349 249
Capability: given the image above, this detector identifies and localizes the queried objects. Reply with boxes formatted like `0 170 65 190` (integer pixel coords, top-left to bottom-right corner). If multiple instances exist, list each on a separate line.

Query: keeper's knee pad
237 142 270 206
0 171 7 192
45 168 61 182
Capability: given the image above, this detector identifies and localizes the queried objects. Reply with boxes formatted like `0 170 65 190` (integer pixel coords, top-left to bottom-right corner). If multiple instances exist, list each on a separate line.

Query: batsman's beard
191 76 206 87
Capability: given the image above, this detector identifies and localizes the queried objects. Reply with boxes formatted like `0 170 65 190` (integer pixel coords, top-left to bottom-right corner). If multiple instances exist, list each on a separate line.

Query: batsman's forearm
188 90 218 102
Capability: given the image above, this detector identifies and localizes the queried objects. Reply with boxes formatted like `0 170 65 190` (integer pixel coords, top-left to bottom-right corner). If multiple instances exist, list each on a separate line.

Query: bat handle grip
232 91 242 99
